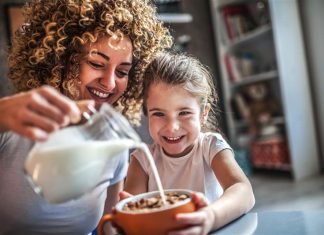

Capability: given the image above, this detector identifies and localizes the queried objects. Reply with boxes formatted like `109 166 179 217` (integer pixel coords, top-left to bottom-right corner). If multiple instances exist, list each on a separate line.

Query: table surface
210 211 324 235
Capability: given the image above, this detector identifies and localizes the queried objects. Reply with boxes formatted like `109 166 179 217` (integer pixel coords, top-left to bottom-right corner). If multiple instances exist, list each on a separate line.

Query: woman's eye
116 70 129 78
88 61 103 69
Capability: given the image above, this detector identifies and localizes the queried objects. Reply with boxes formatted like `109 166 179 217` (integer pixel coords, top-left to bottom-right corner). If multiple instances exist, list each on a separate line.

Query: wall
299 0 324 170
0 0 26 97
175 0 226 134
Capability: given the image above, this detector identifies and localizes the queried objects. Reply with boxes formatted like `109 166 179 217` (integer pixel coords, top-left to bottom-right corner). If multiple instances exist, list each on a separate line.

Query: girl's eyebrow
148 107 193 112
148 108 163 112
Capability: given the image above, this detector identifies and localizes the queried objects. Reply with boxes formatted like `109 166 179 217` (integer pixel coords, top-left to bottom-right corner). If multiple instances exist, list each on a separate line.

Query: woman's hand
0 86 82 141
168 192 213 235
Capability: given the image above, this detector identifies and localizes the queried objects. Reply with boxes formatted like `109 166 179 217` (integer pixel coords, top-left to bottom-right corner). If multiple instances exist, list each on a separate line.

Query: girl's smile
146 82 204 158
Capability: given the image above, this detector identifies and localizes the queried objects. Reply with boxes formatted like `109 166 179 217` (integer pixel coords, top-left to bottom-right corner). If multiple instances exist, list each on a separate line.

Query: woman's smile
88 87 112 99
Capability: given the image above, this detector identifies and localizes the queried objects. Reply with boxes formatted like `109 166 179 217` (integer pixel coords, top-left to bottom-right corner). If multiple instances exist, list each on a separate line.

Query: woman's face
78 36 133 106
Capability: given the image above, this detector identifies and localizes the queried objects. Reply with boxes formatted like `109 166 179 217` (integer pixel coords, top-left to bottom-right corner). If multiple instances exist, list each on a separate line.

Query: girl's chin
162 143 194 158
162 148 186 158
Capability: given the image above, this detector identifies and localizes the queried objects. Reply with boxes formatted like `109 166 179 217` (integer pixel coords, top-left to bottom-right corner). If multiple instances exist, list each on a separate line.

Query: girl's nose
99 68 116 91
166 118 180 132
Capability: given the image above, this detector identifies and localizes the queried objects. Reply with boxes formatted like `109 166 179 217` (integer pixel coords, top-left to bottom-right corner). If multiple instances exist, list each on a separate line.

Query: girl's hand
168 192 213 235
119 191 133 201
0 86 82 141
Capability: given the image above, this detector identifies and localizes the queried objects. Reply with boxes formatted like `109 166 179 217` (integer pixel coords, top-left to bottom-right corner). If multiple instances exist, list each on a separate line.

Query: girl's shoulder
199 132 233 165
130 142 160 160
200 132 230 148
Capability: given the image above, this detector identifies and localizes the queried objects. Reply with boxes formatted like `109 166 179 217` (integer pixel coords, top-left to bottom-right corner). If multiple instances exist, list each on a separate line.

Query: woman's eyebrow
89 51 110 61
90 51 132 66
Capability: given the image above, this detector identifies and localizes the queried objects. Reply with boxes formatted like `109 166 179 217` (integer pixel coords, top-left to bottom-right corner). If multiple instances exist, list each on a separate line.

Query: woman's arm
0 86 81 141
103 181 124 235
124 155 148 195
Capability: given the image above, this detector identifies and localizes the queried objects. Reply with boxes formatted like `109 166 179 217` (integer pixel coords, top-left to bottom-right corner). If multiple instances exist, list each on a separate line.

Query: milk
138 143 167 204
25 139 166 204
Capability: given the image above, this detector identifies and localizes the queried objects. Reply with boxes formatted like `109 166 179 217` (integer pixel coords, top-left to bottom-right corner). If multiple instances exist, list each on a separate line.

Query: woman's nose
99 68 116 91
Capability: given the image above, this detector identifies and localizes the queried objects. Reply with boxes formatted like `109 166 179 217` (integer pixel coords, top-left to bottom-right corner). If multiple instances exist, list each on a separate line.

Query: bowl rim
116 189 193 214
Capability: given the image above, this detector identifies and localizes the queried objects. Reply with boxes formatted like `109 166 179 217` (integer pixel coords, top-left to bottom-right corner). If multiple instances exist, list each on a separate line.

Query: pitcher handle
97 214 114 235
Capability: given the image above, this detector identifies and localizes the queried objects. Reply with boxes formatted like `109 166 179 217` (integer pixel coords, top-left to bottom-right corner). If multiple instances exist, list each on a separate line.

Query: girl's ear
201 103 211 124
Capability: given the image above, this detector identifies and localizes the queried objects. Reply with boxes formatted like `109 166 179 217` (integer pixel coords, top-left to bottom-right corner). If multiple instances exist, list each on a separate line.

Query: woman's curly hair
8 0 173 125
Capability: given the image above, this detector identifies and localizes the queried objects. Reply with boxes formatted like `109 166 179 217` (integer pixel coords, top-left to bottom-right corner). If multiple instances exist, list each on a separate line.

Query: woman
0 0 172 234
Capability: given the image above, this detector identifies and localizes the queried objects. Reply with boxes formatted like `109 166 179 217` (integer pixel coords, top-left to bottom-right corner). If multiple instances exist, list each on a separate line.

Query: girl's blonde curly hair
8 0 173 125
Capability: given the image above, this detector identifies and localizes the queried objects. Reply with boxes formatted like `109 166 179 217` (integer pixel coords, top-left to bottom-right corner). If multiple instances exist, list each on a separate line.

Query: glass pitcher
24 103 141 204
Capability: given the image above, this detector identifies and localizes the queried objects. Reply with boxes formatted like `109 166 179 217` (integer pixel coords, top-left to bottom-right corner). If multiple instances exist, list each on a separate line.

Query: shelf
217 0 254 9
231 70 278 89
235 116 285 130
211 0 320 180
157 13 193 23
253 163 291 172
226 24 272 52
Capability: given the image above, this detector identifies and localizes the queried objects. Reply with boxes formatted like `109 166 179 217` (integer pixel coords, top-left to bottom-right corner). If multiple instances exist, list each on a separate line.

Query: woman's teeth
90 88 109 98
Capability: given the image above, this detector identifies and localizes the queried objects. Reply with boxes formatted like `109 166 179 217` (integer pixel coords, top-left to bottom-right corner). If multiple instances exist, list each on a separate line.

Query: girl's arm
207 149 255 230
124 155 148 195
170 149 255 235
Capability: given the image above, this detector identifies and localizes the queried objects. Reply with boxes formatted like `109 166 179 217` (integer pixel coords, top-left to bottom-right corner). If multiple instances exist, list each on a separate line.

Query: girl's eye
152 112 164 117
116 70 129 78
88 61 103 69
179 111 191 116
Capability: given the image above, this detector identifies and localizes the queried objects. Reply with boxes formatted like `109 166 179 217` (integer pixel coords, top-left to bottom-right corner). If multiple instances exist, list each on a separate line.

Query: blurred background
0 0 323 212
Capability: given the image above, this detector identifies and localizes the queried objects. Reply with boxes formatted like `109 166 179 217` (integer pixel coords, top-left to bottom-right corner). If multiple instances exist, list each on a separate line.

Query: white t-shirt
132 132 232 202
0 131 128 235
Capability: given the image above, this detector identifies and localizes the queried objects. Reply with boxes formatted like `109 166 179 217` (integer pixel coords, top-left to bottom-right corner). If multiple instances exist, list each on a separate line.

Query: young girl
124 52 255 234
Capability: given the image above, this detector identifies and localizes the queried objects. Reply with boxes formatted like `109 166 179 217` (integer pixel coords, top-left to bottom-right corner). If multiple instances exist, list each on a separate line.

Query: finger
13 123 49 141
175 212 206 225
21 108 60 134
191 192 209 208
38 86 81 123
76 100 96 114
76 100 96 124
119 191 133 200
26 92 67 126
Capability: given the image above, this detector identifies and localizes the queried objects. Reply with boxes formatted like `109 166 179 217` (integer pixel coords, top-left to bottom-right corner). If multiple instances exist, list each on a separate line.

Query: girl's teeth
166 136 181 141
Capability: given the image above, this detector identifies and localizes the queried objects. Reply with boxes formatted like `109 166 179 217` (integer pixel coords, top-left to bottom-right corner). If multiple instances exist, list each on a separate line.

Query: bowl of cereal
97 189 195 235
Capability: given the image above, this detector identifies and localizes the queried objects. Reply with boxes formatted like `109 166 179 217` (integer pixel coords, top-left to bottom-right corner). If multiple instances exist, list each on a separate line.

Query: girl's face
146 82 205 158
78 36 133 106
